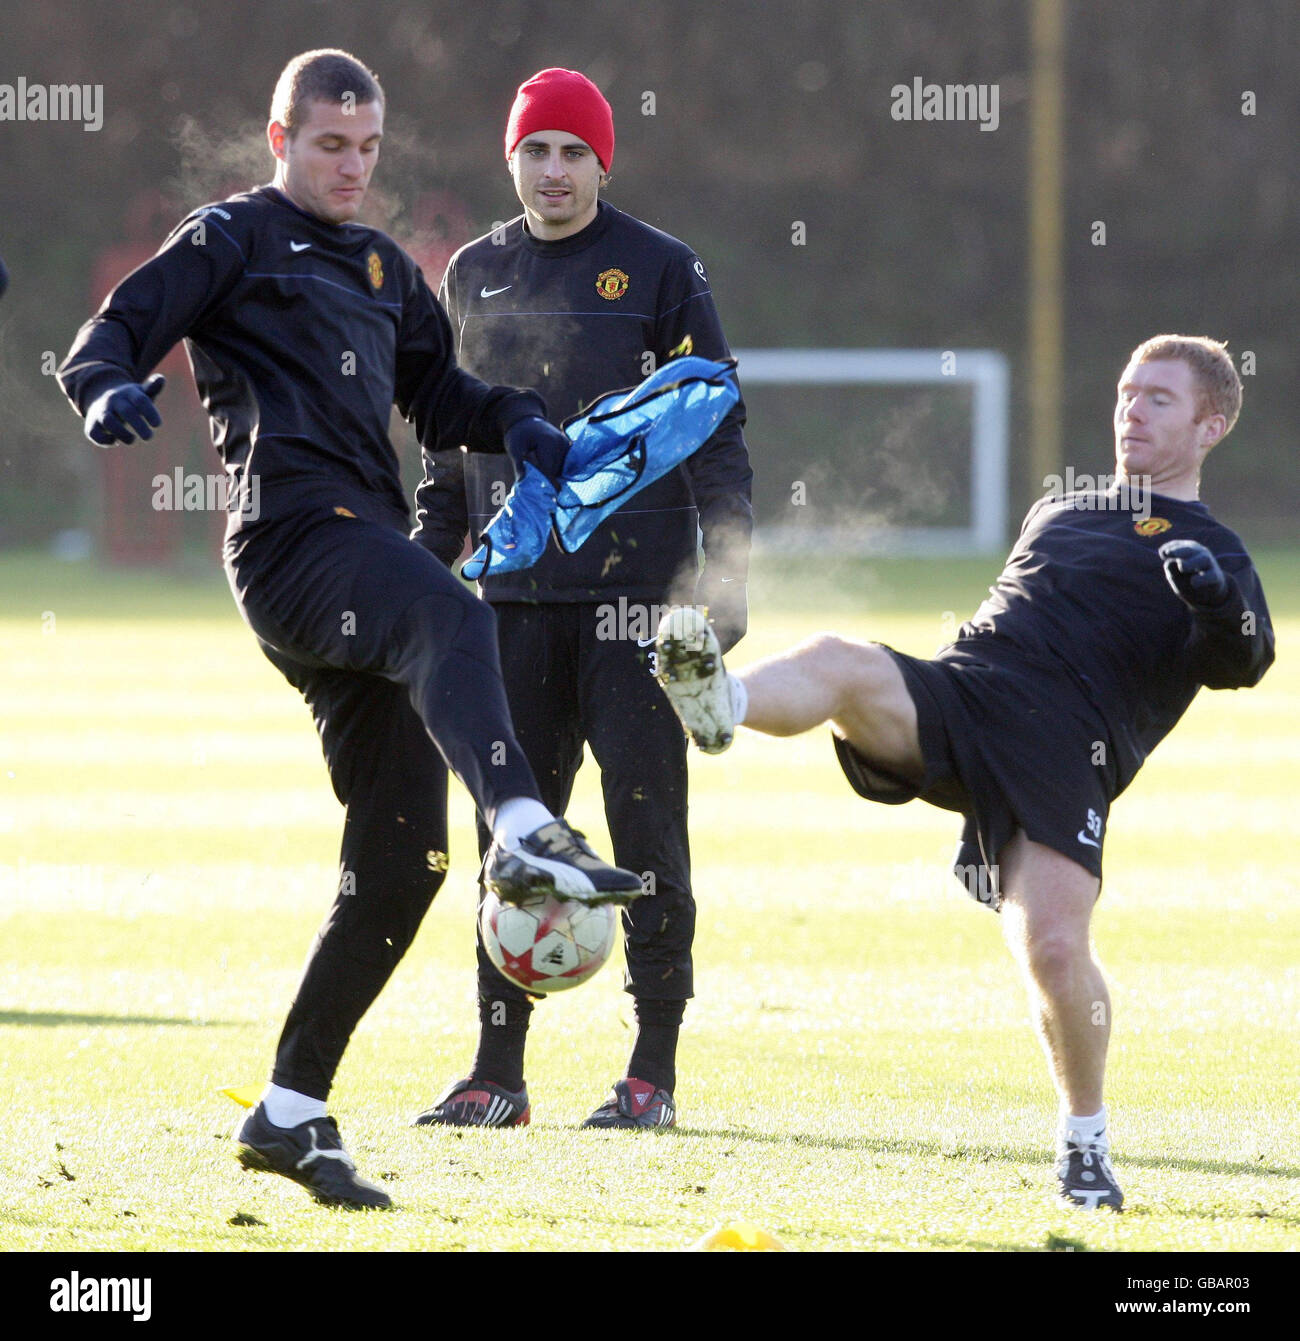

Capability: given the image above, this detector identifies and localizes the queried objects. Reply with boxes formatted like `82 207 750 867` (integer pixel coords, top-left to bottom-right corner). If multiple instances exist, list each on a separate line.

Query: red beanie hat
505 68 614 171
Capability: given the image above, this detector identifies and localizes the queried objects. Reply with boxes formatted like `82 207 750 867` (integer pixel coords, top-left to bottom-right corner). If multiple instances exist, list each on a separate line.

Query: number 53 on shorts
1077 808 1104 850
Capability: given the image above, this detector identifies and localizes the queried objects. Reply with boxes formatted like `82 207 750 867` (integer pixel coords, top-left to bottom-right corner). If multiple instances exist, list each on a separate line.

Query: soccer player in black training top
655 336 1273 1208
413 69 753 1130
57 49 642 1210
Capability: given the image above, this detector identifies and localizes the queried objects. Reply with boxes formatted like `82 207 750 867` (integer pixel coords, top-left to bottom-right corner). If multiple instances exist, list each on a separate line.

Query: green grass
1 551 1296 1253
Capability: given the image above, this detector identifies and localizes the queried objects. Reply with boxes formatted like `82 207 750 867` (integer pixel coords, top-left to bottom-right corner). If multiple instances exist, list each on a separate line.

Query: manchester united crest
596 267 629 301
1134 516 1172 536
367 250 384 291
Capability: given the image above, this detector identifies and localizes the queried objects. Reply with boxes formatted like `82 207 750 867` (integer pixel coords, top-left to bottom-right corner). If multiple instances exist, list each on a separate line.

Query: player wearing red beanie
414 68 754 1133
498 68 616 243
505 67 615 171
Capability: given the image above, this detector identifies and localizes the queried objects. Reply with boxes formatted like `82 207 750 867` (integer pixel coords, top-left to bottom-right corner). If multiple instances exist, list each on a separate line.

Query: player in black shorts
654 335 1273 1210
412 68 752 1131
56 49 641 1209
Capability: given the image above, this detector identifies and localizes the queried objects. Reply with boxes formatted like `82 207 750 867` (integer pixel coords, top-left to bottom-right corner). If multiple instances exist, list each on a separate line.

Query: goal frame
732 348 1010 556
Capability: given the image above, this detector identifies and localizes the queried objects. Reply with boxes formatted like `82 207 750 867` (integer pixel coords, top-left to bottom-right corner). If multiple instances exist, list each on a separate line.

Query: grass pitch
1 550 1296 1254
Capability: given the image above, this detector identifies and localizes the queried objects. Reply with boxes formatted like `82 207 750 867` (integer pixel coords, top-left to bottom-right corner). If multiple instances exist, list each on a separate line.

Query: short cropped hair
1129 334 1243 436
270 49 384 138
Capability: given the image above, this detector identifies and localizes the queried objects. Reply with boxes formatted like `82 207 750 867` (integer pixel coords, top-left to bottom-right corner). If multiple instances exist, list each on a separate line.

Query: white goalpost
733 348 1011 556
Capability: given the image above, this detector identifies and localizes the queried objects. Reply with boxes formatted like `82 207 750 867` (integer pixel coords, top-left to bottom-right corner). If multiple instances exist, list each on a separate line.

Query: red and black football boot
580 1077 676 1130
412 1076 531 1128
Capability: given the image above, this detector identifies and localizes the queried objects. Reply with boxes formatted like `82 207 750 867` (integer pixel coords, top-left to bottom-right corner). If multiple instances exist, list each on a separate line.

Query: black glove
84 374 166 446
696 569 747 654
504 415 570 485
1159 538 1229 608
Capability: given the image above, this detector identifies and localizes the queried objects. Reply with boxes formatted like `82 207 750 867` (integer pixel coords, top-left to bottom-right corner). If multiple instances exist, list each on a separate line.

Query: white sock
493 797 556 851
1059 1105 1109 1151
261 1083 327 1128
728 673 748 725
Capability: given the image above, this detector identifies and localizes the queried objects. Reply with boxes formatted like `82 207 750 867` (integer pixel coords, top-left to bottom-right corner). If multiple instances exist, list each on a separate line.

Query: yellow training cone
218 1084 261 1109
692 1220 786 1251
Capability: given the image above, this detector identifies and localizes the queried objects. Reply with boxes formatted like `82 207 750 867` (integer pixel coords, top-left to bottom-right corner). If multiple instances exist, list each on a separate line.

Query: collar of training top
519 198 615 257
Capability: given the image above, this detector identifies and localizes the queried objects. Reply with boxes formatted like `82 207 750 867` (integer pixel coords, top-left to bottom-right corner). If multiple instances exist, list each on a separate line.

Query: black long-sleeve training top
947 489 1274 795
58 185 542 532
414 199 753 601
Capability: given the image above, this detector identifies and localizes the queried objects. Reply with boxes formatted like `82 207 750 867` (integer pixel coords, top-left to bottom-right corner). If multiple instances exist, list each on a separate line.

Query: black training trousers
223 497 540 1098
474 603 695 1004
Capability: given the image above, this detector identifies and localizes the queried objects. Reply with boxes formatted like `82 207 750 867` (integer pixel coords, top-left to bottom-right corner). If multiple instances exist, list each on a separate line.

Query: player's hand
1159 538 1229 608
504 415 570 485
84 374 166 446
696 569 747 653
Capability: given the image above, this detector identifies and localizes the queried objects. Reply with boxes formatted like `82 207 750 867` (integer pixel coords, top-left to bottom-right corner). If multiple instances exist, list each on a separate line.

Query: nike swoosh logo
636 636 656 647
1077 831 1101 849
289 241 311 252
480 284 512 298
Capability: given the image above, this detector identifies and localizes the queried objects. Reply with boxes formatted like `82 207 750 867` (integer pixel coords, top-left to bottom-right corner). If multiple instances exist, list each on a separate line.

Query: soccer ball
480 890 617 994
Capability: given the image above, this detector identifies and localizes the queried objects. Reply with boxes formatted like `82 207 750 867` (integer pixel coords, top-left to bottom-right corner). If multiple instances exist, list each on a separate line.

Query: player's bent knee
453 587 498 642
799 633 887 702
393 584 495 675
1007 916 1094 988
818 639 919 760
1026 929 1090 977
799 631 853 662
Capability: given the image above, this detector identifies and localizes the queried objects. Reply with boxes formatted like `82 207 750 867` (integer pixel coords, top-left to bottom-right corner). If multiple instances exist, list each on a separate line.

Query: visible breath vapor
165 112 458 252
167 115 268 211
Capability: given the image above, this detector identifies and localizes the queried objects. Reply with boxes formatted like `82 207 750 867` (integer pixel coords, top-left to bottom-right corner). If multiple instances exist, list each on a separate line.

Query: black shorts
833 644 1117 909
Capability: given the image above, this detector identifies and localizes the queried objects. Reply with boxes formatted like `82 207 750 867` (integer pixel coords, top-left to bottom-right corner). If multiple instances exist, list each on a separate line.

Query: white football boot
653 606 735 754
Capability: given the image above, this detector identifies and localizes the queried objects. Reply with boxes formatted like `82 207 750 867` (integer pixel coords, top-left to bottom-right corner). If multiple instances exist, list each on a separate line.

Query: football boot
233 1104 391 1209
412 1076 531 1129
654 606 735 753
581 1078 677 1130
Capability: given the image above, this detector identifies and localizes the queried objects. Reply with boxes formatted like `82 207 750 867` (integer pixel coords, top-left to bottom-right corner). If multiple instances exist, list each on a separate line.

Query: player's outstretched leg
233 1104 391 1209
386 574 642 909
654 611 925 780
238 520 643 910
